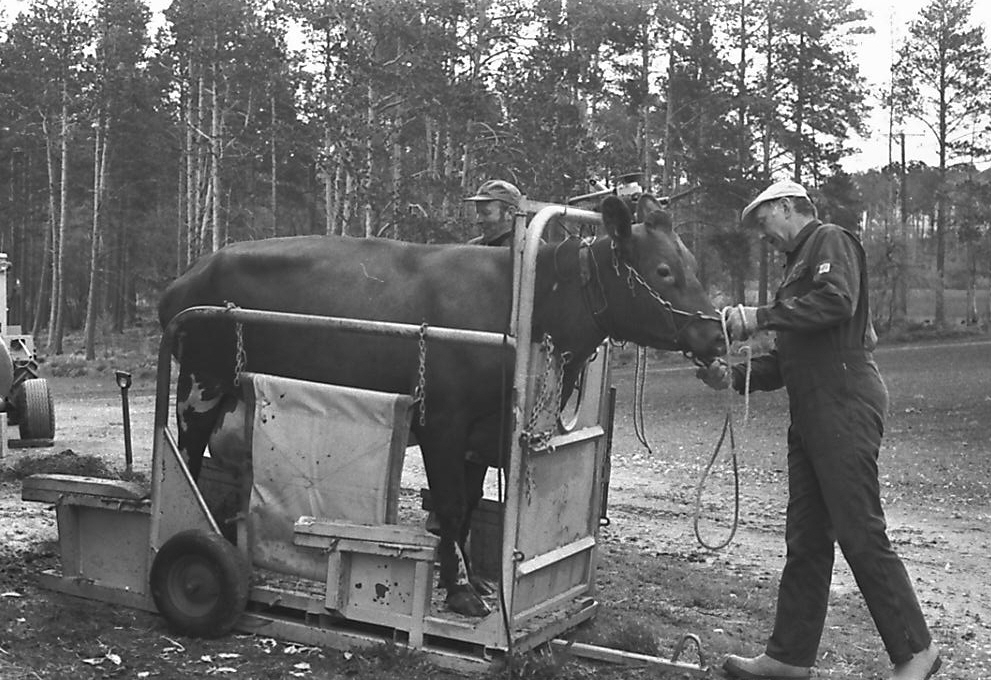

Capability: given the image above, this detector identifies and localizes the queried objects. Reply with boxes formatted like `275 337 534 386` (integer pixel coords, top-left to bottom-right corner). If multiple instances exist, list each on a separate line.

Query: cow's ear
644 208 674 234
600 195 632 240
635 194 666 223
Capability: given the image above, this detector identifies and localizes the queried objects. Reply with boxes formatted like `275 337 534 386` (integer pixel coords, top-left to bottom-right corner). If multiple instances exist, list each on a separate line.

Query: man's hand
725 305 759 341
696 359 731 390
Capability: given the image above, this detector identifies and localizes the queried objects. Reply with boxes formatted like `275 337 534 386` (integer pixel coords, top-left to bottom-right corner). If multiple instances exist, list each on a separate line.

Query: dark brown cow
158 195 724 617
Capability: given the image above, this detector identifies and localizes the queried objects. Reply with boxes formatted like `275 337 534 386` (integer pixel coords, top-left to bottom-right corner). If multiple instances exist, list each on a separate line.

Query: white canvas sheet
243 373 411 575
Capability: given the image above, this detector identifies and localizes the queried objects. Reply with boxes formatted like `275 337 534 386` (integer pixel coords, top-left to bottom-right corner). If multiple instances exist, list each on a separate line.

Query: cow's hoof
446 587 490 617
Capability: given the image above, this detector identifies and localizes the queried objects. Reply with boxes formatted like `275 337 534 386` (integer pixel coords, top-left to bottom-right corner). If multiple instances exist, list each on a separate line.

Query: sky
844 0 991 173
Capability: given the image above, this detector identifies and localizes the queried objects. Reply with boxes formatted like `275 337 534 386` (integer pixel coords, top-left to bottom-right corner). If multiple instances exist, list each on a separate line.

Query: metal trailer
1 252 55 446
20 203 708 675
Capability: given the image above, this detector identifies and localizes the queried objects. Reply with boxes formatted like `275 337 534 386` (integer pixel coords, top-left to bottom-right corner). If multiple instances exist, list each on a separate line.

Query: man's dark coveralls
732 219 932 667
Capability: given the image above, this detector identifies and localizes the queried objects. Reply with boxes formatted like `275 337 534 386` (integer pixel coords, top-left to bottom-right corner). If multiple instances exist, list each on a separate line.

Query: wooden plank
517 536 596 577
509 598 597 652
324 551 344 611
28 493 150 513
513 584 594 624
55 505 80 577
408 559 431 648
294 517 439 549
236 612 499 675
37 571 156 612
536 425 605 455
22 474 148 503
548 640 709 676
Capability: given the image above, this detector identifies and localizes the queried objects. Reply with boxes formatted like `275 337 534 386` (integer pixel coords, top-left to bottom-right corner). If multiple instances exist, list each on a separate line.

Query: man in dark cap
464 179 522 247
421 179 524 539
697 179 940 680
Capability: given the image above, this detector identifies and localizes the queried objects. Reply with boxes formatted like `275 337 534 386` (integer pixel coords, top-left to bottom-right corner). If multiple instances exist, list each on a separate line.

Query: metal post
115 370 133 474
0 252 9 338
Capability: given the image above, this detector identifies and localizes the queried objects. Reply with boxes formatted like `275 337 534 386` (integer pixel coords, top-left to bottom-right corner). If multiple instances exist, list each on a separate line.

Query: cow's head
599 194 725 363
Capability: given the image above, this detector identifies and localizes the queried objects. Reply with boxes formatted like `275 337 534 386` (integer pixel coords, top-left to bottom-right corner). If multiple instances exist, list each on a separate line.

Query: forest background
1 0 990 361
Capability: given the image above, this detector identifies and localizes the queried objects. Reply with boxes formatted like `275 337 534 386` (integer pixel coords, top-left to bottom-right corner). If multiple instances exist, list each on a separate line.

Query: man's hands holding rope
724 304 759 341
694 304 758 392
696 359 732 390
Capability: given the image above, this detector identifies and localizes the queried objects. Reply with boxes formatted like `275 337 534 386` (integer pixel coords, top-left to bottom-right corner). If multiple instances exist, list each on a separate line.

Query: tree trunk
792 32 806 181
186 65 200 262
211 55 222 252
49 87 70 355
33 119 57 340
342 170 354 236
391 136 401 239
328 160 341 236
270 89 278 237
893 132 908 324
323 125 333 235
84 116 108 360
364 83 374 238
639 22 652 191
934 192 946 326
935 80 948 327
984 234 991 328
758 7 773 305
662 43 675 196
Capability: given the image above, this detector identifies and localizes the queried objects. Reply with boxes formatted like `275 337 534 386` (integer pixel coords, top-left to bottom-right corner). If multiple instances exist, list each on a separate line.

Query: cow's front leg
436 516 490 617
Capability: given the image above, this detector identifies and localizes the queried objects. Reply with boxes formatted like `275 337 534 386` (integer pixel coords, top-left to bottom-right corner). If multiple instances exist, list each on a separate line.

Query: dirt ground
0 337 989 679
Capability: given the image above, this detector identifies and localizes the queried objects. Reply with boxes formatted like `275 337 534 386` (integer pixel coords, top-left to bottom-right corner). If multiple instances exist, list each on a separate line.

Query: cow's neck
531 238 612 367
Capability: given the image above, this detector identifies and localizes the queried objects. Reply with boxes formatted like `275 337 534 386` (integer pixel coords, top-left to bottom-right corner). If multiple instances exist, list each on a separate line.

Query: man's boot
890 645 941 680
722 653 811 679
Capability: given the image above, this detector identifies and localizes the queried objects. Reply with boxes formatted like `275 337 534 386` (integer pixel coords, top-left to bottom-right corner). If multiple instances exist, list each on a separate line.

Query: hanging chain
233 321 246 387
414 322 428 426
522 334 569 451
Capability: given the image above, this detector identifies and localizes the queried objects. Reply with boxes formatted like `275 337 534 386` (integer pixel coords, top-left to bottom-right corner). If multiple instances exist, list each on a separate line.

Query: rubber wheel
150 530 249 638
16 378 54 440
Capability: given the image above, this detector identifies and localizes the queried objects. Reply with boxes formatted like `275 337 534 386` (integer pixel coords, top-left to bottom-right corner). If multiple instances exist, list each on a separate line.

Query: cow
158 194 725 617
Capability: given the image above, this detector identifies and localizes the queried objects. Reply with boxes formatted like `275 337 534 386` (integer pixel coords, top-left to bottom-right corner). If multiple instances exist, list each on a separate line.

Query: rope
632 345 654 455
691 307 752 551
692 411 739 550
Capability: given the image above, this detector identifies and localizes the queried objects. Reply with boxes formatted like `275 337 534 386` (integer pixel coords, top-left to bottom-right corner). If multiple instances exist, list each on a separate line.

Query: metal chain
522 334 569 451
611 242 721 323
234 321 246 387
414 322 428 426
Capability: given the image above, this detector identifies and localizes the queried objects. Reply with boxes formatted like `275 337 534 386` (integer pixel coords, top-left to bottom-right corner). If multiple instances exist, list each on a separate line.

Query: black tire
150 530 249 638
16 378 54 440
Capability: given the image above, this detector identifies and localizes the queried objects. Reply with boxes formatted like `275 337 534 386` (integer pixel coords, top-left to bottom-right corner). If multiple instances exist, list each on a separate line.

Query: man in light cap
698 180 940 680
464 179 522 247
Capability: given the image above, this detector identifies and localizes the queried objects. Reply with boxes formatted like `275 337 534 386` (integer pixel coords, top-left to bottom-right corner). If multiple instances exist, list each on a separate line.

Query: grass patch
880 320 988 345
593 618 661 656
35 322 160 380
1 449 148 487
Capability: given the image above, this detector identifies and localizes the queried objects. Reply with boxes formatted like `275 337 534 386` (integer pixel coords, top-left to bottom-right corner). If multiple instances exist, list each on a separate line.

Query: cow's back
159 235 515 397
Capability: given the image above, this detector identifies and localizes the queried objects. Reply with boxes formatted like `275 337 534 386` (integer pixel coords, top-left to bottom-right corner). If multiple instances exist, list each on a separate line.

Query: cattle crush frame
21 202 709 675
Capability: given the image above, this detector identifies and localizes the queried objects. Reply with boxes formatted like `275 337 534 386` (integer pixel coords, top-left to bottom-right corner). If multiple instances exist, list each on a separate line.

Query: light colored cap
741 180 810 227
465 179 522 209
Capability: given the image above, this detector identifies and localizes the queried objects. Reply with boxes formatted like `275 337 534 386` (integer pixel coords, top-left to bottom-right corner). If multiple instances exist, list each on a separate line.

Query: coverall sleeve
756 227 862 332
731 351 783 393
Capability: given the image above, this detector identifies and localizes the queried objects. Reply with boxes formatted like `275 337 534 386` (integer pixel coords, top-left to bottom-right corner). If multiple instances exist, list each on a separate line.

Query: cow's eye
656 263 675 284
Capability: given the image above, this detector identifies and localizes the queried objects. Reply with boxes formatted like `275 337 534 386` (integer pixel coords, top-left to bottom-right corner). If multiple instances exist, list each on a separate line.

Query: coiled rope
691 307 752 550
